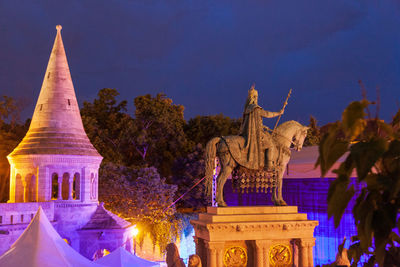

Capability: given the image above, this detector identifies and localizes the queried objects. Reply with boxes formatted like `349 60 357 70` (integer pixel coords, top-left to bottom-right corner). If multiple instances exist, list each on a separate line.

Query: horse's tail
204 137 221 196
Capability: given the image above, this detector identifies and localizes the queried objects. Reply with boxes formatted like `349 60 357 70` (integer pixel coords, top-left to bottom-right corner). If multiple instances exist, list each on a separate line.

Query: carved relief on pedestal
269 244 292 267
223 246 247 267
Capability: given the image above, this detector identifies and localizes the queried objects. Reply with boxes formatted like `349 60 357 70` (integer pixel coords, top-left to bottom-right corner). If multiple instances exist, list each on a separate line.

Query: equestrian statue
205 86 309 206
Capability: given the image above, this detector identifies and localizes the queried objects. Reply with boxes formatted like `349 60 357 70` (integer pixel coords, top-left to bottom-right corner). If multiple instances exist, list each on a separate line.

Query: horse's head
274 120 309 151
292 125 309 151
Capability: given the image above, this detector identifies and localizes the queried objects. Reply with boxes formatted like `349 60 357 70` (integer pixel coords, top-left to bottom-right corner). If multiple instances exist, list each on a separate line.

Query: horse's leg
275 157 290 206
216 152 236 207
274 169 287 206
271 170 280 206
269 145 280 204
272 182 278 205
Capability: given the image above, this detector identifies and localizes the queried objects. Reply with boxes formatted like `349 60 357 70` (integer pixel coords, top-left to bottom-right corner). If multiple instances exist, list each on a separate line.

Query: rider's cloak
224 104 273 170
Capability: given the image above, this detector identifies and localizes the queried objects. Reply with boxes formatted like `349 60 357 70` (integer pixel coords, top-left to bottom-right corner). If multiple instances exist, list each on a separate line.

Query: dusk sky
1 0 399 126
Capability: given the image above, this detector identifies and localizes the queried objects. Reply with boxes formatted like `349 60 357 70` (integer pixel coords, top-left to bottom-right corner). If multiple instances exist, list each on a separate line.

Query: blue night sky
0 0 399 125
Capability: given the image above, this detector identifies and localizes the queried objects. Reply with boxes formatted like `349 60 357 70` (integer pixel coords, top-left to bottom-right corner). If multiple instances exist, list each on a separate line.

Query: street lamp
131 225 139 255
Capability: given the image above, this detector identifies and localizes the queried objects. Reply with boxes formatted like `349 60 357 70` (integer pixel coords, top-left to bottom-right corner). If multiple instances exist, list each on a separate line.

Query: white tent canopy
96 247 159 267
0 206 100 267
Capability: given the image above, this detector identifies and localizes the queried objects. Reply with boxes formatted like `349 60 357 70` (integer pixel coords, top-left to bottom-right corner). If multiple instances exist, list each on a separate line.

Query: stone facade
0 25 133 259
191 206 318 267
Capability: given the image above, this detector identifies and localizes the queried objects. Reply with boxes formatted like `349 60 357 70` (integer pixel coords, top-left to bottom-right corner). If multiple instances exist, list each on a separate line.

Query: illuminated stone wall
224 178 360 265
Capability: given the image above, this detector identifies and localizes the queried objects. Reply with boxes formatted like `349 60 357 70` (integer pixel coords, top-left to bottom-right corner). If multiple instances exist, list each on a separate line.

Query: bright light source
131 225 139 237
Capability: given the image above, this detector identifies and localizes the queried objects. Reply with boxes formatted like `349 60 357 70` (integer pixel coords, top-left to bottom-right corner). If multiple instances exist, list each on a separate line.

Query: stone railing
0 202 54 225
54 201 98 209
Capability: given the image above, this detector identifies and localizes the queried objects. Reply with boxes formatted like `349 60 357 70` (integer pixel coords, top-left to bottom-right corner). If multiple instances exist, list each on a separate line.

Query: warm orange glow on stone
131 225 139 237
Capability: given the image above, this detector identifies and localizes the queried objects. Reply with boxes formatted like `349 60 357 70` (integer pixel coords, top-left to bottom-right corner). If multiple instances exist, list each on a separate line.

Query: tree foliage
82 90 194 175
185 114 241 147
133 93 190 177
81 88 133 165
316 99 400 266
0 96 21 126
99 163 180 251
304 115 320 146
0 96 28 202
171 144 208 210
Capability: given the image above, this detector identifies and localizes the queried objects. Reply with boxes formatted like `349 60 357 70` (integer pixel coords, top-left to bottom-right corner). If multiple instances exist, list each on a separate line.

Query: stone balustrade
0 202 54 225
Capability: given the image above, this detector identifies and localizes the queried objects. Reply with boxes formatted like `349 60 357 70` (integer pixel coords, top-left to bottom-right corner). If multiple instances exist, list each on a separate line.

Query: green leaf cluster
185 114 241 147
316 100 400 266
0 96 29 202
304 115 321 146
99 163 180 252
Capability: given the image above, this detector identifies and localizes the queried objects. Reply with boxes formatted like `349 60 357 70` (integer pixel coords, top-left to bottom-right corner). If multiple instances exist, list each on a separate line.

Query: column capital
206 241 225 267
300 238 316 247
254 239 271 249
206 241 225 251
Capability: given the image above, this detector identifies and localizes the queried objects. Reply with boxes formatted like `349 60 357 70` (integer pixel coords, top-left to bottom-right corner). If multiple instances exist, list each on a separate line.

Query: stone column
81 167 92 202
37 165 48 202
216 243 225 266
81 167 88 202
299 240 308 267
254 240 271 267
95 174 98 200
22 176 27 203
57 176 63 200
206 241 225 267
291 239 299 267
298 238 315 267
68 175 73 200
9 165 15 202
207 244 216 267
306 238 315 267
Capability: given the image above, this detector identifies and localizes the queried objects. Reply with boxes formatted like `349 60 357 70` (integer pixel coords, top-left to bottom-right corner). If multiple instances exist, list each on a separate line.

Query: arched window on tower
73 173 80 200
26 174 36 202
62 173 70 200
51 173 59 200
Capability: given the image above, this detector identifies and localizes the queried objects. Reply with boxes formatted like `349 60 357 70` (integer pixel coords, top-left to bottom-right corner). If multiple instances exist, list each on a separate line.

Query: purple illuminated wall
224 178 361 266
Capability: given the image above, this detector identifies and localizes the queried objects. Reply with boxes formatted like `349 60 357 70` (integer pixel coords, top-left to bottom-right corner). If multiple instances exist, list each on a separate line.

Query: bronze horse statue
205 120 309 207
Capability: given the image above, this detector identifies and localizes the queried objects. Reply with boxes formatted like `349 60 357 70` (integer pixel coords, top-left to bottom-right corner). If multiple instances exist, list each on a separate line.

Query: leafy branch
316 99 400 266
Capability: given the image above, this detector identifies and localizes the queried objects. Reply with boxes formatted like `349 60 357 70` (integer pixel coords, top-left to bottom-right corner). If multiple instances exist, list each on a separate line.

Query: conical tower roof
9 26 100 157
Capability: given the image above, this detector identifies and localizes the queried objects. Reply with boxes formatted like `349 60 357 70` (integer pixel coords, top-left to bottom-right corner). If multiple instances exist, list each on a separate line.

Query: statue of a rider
239 85 284 171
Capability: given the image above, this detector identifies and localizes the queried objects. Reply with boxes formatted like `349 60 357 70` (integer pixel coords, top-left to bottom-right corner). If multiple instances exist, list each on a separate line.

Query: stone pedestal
191 206 318 267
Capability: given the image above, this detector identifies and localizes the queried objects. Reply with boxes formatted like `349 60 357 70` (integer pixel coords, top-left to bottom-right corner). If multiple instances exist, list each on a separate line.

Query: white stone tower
7 25 102 204
0 26 132 259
